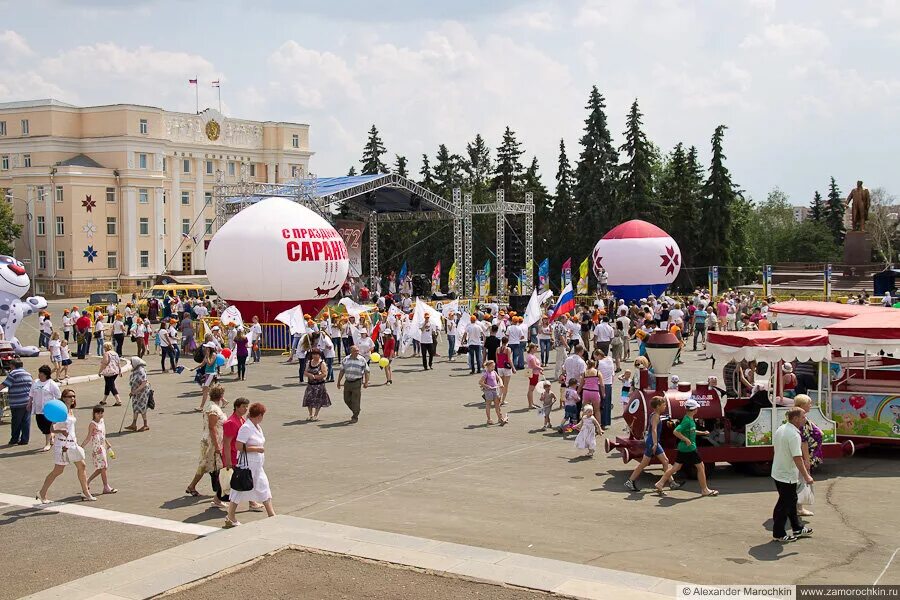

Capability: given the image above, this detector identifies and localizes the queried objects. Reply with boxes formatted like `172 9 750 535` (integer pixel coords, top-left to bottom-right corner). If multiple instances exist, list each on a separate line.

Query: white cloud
510 10 557 31
0 30 33 62
740 23 829 54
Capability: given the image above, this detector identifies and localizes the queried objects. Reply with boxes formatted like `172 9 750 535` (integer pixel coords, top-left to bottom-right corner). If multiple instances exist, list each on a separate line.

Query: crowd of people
5 285 827 539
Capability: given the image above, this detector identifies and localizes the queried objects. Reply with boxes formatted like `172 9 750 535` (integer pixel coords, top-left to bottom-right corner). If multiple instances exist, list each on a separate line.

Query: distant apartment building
0 99 312 297
793 206 809 223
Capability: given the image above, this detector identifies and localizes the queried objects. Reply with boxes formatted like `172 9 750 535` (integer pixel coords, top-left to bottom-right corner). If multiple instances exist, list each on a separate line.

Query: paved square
3 306 898 591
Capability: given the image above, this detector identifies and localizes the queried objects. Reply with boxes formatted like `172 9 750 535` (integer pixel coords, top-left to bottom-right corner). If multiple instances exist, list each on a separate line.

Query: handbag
230 449 254 491
797 481 815 505
147 389 155 410
64 444 86 464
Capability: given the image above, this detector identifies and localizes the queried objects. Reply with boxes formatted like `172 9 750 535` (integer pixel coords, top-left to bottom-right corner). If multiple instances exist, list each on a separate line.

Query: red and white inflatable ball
591 220 681 301
205 197 349 322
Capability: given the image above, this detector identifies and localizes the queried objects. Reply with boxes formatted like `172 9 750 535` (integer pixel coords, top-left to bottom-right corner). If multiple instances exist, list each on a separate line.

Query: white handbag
797 481 815 505
64 445 86 464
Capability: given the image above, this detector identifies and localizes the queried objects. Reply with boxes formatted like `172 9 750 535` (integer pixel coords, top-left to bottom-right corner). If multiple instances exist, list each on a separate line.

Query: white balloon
205 197 349 303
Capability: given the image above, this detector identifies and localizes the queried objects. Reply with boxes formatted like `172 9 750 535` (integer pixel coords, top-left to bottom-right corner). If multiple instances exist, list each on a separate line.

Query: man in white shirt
194 303 209 319
39 315 53 349
158 323 177 372
592 317 615 355
561 345 587 400
596 351 616 429
250 316 263 362
419 313 438 370
771 407 814 542
463 317 485 374
566 316 581 351
507 319 525 370
106 302 117 323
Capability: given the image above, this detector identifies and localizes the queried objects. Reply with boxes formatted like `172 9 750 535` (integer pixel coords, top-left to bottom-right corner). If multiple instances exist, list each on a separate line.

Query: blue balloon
43 399 68 423
215 354 226 367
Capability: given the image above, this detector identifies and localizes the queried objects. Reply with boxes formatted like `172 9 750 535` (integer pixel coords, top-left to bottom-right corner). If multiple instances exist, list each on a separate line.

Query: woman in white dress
225 402 274 527
37 388 96 502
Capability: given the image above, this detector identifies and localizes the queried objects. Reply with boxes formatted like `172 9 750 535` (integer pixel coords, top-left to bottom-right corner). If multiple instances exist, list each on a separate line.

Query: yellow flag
577 257 589 294
448 261 457 287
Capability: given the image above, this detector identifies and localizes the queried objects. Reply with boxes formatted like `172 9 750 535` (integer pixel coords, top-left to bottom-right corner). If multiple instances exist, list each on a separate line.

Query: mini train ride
605 330 855 475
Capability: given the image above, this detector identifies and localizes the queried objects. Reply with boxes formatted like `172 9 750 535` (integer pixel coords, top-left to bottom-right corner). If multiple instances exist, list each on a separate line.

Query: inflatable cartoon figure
0 255 47 356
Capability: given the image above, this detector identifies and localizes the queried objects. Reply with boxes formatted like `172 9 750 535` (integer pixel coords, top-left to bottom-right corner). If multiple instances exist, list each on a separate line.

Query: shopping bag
797 481 814 505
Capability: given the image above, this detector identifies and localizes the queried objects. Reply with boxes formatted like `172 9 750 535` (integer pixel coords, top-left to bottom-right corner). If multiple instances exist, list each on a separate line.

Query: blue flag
538 258 550 292
398 261 408 283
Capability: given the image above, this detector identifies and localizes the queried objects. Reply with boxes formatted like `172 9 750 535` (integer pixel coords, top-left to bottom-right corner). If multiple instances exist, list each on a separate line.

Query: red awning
769 301 893 328
707 330 830 363
826 311 900 354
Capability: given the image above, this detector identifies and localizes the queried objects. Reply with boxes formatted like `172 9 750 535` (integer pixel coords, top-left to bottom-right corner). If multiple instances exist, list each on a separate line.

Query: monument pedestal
844 231 873 265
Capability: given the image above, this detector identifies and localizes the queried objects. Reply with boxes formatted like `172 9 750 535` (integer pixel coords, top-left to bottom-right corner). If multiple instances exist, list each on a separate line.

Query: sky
2 0 899 206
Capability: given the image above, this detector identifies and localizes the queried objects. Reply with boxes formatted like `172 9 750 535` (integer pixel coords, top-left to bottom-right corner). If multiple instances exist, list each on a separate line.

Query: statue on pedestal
847 180 871 232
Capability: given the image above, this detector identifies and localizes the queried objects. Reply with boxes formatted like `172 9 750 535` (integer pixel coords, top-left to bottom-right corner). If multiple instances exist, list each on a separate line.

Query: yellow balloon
370 352 381 363
379 357 389 368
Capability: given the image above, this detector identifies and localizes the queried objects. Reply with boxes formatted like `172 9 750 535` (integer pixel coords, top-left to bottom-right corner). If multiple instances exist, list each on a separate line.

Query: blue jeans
539 339 551 365
447 335 455 359
601 383 613 427
9 406 30 444
326 357 334 381
468 346 482 372
510 343 524 370
38 331 48 349
332 337 342 361
342 337 352 356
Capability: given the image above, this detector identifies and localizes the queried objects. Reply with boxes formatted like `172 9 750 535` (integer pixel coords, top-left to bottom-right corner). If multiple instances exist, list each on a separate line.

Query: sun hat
684 399 700 410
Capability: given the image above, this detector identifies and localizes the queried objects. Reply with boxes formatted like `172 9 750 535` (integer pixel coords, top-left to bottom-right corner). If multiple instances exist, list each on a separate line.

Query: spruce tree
359 125 388 174
550 139 576 266
418 154 435 192
661 143 701 273
699 125 743 274
574 86 619 259
347 166 357 177
824 177 846 244
465 134 492 202
810 191 824 222
524 156 552 266
433 144 464 199
393 155 408 178
618 99 657 222
492 126 525 201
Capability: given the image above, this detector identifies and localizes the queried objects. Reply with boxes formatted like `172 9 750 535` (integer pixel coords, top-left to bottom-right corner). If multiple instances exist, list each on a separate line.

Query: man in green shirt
655 399 718 497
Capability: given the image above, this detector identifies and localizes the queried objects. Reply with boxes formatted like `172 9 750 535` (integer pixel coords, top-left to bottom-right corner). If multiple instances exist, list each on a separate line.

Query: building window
107 251 117 269
292 134 299 148
23 154 31 168
36 216 45 236
163 218 167 234
249 163 256 177
56 283 67 296
57 250 65 270
38 250 46 269
206 160 213 175
228 162 235 176
36 185 44 201
139 119 148 134
204 191 212 205
162 190 167 204
0 121 5 136
139 188 149 204
205 219 213 235
139 153 148 169
291 165 299 178
181 191 190 205
106 217 117 235
106 187 115 202
139 217 149 235
181 218 190 235
140 251 149 268
1 156 8 170
183 159 190 173
21 119 29 135
55 216 64 236
55 186 63 203
162 157 166 172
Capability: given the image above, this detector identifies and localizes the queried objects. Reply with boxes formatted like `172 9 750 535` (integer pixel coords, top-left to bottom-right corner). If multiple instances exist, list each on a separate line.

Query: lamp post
4 190 36 296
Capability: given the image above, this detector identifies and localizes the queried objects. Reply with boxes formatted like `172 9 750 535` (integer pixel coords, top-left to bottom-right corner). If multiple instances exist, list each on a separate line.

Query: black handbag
230 449 254 491
147 389 155 410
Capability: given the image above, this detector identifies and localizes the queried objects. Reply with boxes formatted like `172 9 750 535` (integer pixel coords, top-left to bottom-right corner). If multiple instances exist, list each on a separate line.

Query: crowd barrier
197 317 292 353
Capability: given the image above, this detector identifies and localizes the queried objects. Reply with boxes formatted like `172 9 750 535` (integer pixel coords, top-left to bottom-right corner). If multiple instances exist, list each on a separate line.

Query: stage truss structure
214 173 534 301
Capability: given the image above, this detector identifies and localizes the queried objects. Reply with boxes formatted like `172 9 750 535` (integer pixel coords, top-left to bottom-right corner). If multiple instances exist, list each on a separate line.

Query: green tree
549 139 576 266
787 221 841 263
747 188 796 266
810 190 824 222
823 177 846 244
660 143 702 275
492 126 525 201
393 155 408 178
618 99 657 222
433 144 465 199
699 125 746 282
574 86 619 259
418 154 435 192
464 134 492 202
359 124 388 175
0 200 22 256
524 156 552 272
347 166 357 176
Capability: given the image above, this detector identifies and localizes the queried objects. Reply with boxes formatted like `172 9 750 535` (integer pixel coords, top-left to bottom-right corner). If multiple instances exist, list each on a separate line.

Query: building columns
169 157 182 272
123 187 138 276
193 158 205 272
154 187 165 274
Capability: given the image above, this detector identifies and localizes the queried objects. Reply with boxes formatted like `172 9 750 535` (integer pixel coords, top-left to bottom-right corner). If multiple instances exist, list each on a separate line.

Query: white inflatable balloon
205 197 349 319
591 220 681 301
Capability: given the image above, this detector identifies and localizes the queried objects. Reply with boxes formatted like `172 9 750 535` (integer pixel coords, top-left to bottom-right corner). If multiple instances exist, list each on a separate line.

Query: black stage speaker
411 274 431 298
508 294 529 314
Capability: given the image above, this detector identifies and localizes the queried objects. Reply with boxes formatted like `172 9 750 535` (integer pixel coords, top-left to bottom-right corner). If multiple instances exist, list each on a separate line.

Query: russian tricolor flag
549 283 575 321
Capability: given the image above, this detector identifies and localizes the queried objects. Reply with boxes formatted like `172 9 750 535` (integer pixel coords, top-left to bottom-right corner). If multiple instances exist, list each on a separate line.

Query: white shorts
498 368 513 377
204 373 218 387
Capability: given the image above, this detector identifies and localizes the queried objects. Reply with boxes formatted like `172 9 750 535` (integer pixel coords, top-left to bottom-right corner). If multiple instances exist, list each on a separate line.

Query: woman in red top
381 330 395 385
495 337 515 406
